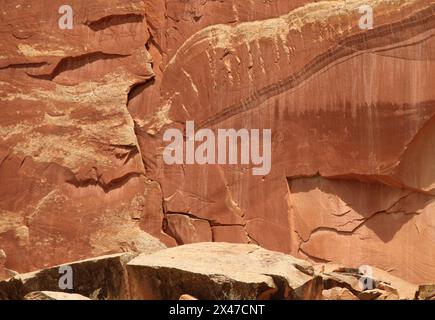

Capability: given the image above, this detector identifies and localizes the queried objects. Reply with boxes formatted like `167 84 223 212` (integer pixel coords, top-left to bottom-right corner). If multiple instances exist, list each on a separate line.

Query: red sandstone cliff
0 0 434 287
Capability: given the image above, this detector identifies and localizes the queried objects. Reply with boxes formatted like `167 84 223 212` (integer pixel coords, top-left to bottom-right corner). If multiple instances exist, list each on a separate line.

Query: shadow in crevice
29 52 128 81
87 14 144 32
128 78 155 103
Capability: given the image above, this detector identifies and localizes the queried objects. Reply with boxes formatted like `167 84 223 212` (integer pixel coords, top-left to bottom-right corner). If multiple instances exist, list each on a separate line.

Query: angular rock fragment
0 253 137 300
127 243 322 300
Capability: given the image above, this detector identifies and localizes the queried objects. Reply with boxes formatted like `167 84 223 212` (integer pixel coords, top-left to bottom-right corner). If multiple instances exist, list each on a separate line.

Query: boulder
127 242 322 300
0 253 137 300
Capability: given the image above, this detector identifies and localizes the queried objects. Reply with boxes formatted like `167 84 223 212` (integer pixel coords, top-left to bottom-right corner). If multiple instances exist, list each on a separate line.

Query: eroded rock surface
0 243 429 300
127 243 321 300
148 0 435 285
0 253 137 300
0 0 434 285
0 0 175 275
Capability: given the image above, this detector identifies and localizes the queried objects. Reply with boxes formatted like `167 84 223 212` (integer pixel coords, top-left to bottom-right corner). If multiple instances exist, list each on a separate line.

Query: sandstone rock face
0 250 7 279
164 214 213 245
0 0 434 286
0 249 17 280
315 263 417 300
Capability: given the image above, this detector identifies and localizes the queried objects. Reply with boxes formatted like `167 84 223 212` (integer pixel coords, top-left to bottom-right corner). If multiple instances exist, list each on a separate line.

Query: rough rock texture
0 253 137 300
127 243 322 300
150 0 435 285
0 0 434 286
124 243 422 300
24 291 91 300
417 284 435 300
314 263 417 300
0 243 430 300
0 0 175 275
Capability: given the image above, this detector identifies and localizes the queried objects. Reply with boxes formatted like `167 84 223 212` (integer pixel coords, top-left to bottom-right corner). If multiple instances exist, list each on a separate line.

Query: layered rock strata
0 0 434 285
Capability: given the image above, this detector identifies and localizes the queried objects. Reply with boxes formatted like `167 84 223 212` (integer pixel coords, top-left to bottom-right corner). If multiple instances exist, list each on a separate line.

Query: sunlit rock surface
0 243 427 300
0 0 434 285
